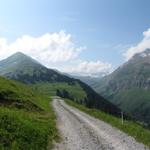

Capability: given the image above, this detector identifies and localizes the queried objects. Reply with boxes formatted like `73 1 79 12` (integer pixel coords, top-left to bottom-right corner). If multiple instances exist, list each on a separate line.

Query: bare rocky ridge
52 98 149 150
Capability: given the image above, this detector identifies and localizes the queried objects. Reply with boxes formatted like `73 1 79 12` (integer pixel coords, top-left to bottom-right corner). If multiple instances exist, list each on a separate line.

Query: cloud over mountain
0 31 84 63
62 60 112 77
124 28 150 60
0 31 112 77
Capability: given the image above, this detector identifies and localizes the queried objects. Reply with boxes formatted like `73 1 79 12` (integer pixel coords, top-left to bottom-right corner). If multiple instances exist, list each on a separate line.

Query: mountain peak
13 51 26 56
0 52 43 77
143 48 150 53
140 48 150 57
5 52 41 66
132 48 150 59
9 52 30 59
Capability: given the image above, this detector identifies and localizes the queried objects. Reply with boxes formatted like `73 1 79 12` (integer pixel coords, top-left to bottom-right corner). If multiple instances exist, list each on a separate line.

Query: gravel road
52 98 149 150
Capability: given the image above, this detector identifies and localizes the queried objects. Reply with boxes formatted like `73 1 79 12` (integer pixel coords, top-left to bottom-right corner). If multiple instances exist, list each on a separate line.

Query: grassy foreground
0 105 56 150
0 77 58 150
66 99 150 148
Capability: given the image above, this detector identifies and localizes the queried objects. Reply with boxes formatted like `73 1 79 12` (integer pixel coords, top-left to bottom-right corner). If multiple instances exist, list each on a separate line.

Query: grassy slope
66 99 150 148
32 82 87 100
0 77 58 150
111 88 150 124
31 82 121 117
90 54 150 125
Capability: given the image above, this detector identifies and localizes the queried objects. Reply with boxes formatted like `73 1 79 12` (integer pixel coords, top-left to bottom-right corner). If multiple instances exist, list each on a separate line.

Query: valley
0 52 150 149
1 1 150 149
78 49 150 125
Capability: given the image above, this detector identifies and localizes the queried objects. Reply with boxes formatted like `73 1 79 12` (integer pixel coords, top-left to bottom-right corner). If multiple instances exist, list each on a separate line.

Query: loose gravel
52 98 149 150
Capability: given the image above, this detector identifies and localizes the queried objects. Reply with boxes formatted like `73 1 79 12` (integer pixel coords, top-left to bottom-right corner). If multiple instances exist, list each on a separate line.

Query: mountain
0 52 74 83
90 49 150 124
0 52 121 116
73 75 102 87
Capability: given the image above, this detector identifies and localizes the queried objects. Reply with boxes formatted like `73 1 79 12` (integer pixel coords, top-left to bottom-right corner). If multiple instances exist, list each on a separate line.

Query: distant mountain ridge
72 75 101 87
0 52 121 116
87 49 150 124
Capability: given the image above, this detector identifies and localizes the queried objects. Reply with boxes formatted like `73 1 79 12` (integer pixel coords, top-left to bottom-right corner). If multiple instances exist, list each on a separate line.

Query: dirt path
52 98 149 150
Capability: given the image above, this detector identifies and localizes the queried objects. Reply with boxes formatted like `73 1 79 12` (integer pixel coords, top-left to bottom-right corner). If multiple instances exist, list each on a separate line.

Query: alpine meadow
0 0 150 150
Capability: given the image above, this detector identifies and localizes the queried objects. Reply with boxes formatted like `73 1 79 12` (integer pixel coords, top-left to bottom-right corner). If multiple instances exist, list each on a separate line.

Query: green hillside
0 52 73 84
0 52 121 117
111 88 150 124
89 49 150 125
32 82 86 100
0 76 58 150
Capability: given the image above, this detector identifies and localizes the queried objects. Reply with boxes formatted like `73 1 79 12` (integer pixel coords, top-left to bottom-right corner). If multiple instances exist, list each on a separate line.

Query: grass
111 88 150 124
0 105 57 150
32 82 86 100
0 76 59 150
66 99 150 148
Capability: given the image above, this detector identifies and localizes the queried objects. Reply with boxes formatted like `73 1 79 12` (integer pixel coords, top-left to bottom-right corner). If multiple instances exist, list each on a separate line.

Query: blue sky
0 0 150 76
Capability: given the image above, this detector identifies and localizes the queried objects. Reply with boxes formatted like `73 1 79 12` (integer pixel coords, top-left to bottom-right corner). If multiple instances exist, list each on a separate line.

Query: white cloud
124 28 150 60
0 31 112 77
0 31 85 63
62 60 112 77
